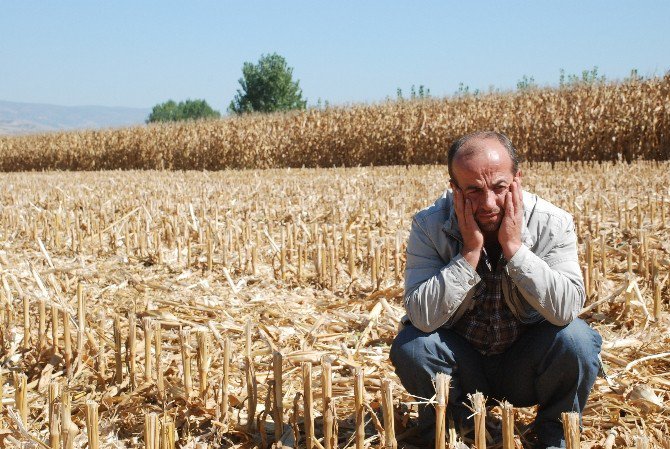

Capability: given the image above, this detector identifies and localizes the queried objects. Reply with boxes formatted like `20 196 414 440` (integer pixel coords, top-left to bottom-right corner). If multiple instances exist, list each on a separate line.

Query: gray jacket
403 190 585 332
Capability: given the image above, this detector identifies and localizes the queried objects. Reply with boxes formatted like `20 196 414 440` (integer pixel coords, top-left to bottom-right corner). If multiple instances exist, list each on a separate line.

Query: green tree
455 82 470 96
396 84 431 100
516 74 538 91
624 68 643 83
147 99 220 123
228 53 307 114
558 66 606 88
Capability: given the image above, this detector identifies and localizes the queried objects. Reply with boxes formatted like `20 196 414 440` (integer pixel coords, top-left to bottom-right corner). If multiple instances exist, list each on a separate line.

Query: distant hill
0 100 150 135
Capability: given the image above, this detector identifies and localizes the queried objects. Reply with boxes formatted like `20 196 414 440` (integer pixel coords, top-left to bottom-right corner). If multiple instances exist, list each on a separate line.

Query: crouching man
390 131 602 449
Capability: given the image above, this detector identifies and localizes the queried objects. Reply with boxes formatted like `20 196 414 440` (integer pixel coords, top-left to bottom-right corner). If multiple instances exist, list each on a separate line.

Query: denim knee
551 319 602 364
390 324 463 406
532 319 602 446
390 325 440 370
535 318 603 392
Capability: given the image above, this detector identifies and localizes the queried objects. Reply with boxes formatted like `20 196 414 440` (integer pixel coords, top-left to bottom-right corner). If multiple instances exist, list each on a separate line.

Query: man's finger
465 198 475 225
505 191 514 218
513 178 523 216
453 188 464 219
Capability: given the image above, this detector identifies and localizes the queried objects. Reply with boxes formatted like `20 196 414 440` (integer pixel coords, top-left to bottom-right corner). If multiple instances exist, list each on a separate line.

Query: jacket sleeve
403 215 480 332
505 214 585 326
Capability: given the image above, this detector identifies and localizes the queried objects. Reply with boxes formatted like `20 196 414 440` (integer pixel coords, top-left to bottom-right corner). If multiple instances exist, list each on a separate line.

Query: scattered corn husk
625 384 665 413
1 163 669 448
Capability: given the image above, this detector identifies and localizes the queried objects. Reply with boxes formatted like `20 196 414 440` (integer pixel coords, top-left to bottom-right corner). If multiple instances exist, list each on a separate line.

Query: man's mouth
478 212 499 220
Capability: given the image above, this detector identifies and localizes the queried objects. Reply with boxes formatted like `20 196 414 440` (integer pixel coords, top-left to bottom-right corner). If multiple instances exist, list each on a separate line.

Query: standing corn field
0 76 669 171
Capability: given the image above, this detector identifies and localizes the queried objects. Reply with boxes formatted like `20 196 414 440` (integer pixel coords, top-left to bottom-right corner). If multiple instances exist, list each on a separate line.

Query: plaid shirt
452 250 527 355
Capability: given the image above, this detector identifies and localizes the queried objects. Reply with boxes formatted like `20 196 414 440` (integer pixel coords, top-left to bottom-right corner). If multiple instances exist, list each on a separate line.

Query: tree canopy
147 99 220 123
229 53 307 115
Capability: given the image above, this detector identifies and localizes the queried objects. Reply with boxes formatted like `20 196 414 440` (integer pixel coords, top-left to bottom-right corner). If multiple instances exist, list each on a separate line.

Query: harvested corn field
1 77 669 171
0 162 669 448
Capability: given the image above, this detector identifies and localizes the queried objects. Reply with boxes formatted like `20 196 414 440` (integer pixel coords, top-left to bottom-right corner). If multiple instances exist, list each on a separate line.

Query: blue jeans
390 318 602 448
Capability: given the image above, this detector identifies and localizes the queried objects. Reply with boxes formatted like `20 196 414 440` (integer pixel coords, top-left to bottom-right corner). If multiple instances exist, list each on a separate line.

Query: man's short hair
447 131 520 180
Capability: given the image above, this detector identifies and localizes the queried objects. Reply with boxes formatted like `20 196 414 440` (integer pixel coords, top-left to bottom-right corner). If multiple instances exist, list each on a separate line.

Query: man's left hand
499 177 523 260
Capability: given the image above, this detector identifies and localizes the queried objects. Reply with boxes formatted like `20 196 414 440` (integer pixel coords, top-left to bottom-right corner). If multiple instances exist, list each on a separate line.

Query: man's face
450 138 520 233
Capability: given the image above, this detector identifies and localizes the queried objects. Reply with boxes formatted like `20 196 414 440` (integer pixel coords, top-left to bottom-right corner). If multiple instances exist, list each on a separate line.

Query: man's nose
483 189 497 210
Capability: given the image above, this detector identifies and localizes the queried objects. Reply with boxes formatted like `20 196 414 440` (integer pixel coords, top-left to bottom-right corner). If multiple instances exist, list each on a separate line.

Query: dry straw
0 162 668 447
0 77 668 171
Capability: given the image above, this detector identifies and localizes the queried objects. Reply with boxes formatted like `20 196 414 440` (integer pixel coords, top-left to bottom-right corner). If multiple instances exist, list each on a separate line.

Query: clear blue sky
1 1 669 112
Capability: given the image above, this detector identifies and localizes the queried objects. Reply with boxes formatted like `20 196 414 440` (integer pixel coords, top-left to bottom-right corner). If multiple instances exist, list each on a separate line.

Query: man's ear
449 179 458 191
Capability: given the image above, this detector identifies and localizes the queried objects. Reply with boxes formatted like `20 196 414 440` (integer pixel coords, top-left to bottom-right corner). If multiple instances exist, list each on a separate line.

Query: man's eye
494 186 507 193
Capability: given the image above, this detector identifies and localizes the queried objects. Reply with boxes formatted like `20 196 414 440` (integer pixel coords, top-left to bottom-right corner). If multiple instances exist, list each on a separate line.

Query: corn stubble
0 165 668 446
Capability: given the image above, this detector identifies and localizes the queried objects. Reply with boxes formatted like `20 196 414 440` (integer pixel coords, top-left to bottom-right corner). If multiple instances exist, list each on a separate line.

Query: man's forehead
451 138 515 186
455 137 507 161
454 139 512 169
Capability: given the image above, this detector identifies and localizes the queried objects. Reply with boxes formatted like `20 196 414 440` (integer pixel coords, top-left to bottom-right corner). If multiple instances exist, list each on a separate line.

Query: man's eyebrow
463 180 507 190
464 184 483 190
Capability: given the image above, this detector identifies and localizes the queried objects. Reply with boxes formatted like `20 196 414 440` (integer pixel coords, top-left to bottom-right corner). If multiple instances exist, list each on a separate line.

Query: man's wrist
502 242 521 260
461 248 481 269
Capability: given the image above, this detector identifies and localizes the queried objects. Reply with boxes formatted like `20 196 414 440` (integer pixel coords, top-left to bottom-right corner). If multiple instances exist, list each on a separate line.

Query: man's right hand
453 187 483 269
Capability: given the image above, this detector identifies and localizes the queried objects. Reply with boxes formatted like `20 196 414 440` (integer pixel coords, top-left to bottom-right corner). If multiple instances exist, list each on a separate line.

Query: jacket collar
442 190 534 248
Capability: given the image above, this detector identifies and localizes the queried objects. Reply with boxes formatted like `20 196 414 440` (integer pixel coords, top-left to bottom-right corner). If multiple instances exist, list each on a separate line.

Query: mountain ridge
0 100 150 135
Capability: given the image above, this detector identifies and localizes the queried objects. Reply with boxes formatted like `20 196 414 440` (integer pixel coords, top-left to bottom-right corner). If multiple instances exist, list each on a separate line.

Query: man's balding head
447 131 520 182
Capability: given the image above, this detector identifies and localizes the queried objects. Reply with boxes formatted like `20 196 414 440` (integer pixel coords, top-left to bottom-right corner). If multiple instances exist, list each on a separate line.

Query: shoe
521 427 565 449
398 428 435 449
397 414 436 449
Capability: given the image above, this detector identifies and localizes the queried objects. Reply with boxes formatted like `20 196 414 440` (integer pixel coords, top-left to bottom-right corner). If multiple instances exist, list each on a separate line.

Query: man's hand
453 187 484 269
499 177 523 260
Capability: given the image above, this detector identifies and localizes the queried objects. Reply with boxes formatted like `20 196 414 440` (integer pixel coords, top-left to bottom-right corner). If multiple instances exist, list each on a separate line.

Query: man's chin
476 220 501 233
